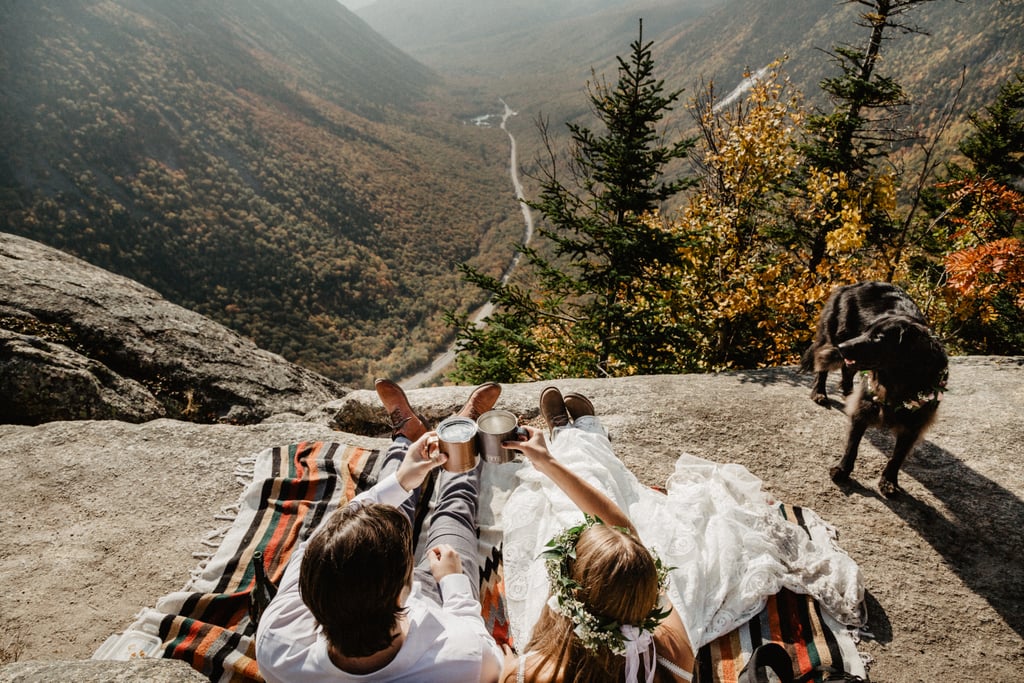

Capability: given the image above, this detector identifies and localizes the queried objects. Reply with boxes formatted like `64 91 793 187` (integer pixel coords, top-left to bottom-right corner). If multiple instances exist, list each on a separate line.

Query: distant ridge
358 0 1023 157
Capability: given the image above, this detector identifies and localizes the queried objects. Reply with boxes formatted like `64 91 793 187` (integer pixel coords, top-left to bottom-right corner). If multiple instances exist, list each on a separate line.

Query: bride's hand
504 425 553 467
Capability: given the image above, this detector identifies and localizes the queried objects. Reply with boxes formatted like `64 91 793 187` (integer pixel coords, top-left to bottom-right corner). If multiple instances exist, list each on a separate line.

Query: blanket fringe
186 563 210 588
234 455 257 484
201 525 230 547
214 502 240 522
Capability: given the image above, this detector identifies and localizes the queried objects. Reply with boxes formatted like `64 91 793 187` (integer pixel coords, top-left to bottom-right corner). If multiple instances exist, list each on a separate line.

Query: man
256 380 504 682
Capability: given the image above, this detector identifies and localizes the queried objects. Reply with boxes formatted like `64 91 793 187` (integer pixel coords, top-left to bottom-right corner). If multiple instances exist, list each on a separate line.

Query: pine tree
958 71 1024 187
448 21 695 381
794 0 938 274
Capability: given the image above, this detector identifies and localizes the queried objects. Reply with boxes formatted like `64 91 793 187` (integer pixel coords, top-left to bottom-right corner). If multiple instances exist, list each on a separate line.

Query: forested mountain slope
358 0 724 74
361 0 1023 166
0 0 521 386
655 0 1023 132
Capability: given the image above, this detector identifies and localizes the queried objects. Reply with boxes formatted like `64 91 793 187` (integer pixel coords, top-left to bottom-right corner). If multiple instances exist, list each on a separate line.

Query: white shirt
256 473 503 682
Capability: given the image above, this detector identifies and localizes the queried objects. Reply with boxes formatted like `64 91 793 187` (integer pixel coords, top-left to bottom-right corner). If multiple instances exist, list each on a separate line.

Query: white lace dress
499 428 864 650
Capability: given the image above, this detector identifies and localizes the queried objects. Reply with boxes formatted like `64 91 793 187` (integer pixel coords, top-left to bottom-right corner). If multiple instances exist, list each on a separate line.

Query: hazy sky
337 0 375 9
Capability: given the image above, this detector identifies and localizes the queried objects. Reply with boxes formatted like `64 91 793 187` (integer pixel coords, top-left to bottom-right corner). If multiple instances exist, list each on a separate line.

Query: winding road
399 100 533 389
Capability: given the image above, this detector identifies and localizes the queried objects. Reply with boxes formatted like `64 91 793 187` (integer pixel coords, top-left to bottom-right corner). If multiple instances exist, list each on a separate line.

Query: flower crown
540 514 673 656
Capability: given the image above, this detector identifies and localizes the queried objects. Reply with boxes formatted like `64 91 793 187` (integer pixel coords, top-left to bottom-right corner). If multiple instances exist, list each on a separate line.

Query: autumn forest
1 0 1021 387
1 0 521 386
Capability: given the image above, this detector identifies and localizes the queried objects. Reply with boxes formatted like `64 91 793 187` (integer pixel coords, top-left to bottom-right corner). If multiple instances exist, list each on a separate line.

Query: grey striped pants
380 437 482 603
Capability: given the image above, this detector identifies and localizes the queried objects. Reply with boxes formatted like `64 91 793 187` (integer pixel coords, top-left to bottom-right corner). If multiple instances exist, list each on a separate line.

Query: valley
2 0 1021 387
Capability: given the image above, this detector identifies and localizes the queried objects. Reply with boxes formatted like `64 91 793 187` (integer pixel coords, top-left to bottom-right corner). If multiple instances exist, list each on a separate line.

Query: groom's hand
396 432 447 491
427 544 462 582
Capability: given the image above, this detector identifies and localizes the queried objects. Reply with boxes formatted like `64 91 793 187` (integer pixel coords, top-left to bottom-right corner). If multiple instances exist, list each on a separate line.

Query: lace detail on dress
656 655 693 682
499 432 865 650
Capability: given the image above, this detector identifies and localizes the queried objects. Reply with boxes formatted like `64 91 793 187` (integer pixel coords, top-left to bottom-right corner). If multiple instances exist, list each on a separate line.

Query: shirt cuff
349 472 412 509
438 572 474 601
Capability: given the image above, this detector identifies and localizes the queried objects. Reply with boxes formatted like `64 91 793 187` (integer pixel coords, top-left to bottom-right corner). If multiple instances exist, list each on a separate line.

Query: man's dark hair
299 502 414 657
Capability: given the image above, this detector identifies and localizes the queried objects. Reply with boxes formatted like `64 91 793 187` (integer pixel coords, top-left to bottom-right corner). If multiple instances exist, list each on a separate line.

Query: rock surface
0 659 208 682
1 356 1021 682
1 226 1021 683
0 232 345 425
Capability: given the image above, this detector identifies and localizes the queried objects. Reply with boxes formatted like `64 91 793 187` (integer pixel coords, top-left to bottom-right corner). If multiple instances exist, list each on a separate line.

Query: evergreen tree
448 21 695 382
793 0 938 274
958 70 1024 188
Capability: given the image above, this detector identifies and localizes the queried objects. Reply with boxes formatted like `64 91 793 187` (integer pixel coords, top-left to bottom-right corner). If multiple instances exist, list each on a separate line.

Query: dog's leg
831 399 876 483
840 364 856 396
811 370 830 405
879 429 920 497
830 420 867 482
810 345 843 406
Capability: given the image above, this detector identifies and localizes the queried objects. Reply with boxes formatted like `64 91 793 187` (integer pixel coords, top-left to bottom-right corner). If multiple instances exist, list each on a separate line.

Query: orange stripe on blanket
343 445 372 501
192 624 227 669
766 592 783 641
260 503 309 581
234 649 261 682
170 619 205 660
783 593 814 675
806 596 835 672
716 628 738 683
289 441 318 480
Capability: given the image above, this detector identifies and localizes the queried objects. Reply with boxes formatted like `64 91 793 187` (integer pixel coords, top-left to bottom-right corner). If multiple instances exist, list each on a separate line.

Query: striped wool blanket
694 507 869 683
118 440 510 681
112 441 865 682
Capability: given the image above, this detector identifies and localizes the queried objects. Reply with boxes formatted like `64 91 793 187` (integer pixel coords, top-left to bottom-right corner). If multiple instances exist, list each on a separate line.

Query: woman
500 387 694 682
498 387 865 682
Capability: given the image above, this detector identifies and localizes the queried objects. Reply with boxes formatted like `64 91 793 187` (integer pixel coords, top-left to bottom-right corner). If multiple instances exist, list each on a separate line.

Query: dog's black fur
801 281 948 497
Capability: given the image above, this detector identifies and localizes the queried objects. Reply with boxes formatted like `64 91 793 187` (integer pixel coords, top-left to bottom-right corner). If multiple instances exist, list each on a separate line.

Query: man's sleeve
436 574 484 619
436 574 505 682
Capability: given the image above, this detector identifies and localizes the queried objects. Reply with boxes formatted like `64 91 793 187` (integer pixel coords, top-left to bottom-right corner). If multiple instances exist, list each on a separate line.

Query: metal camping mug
434 416 479 472
475 409 527 464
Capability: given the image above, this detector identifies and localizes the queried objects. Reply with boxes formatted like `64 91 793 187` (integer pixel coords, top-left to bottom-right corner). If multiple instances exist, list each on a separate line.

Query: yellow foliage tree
660 63 898 370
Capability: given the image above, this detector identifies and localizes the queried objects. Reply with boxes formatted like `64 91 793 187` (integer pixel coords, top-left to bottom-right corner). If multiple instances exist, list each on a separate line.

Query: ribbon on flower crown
621 624 657 683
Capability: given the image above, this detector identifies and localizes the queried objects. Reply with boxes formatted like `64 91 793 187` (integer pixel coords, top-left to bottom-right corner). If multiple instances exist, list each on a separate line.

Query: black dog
802 281 948 496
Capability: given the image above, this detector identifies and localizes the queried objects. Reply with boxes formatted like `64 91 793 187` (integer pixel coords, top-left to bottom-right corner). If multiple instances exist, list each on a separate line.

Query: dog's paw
878 478 904 498
829 466 850 483
811 392 830 407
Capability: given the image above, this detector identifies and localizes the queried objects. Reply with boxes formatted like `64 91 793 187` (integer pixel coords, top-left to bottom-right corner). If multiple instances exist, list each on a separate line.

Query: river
398 100 533 389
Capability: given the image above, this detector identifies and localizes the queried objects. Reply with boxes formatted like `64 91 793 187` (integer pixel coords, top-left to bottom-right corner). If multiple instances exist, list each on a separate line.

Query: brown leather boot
375 379 427 441
539 386 570 434
456 382 501 420
563 392 595 421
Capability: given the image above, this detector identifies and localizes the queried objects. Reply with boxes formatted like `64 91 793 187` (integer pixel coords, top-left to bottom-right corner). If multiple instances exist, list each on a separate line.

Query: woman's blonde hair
515 524 662 683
